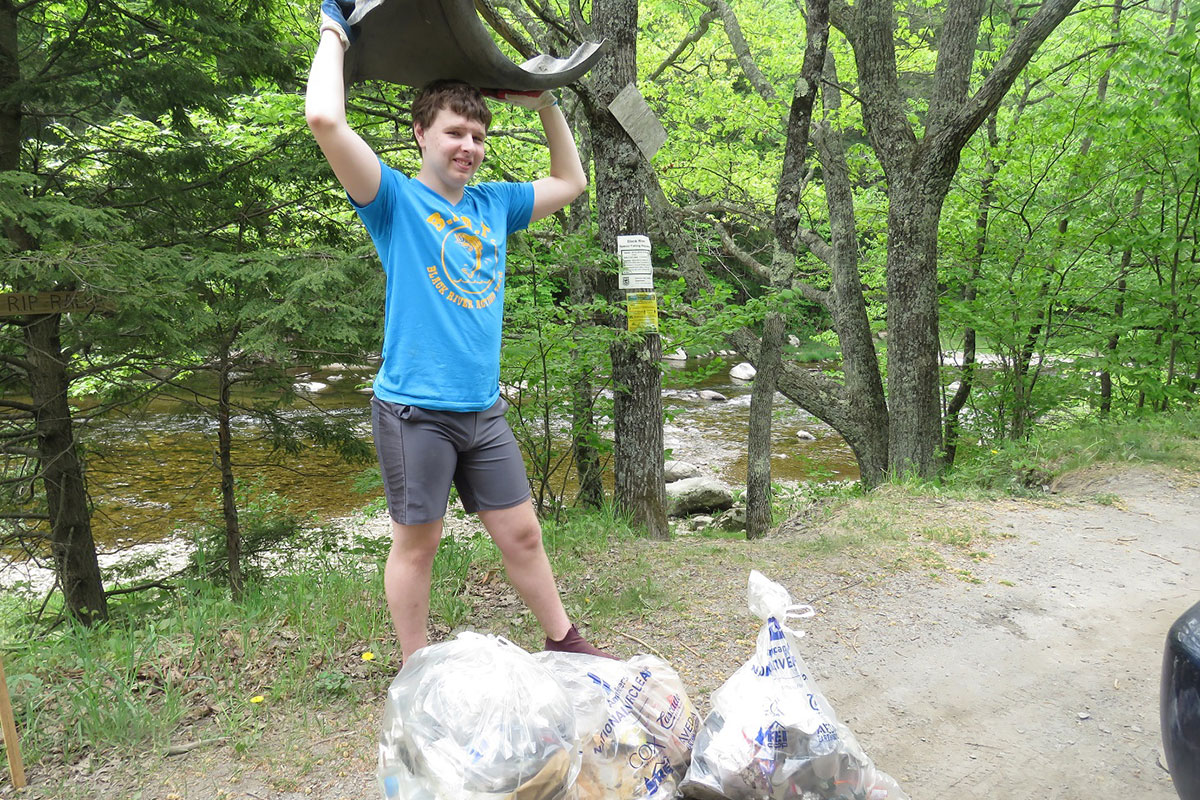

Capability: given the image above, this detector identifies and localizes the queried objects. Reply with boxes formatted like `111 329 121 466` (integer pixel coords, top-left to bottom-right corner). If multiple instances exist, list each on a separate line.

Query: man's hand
484 89 558 111
320 0 357 51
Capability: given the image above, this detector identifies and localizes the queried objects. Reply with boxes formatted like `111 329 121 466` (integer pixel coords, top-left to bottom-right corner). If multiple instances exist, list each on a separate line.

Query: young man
307 2 610 662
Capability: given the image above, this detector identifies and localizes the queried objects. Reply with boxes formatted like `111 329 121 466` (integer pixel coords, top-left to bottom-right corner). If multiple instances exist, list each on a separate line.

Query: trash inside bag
537 652 702 800
679 571 908 800
377 632 581 800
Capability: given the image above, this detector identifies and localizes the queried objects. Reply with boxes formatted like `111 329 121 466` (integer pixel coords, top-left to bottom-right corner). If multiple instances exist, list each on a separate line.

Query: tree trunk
0 1 19 173
746 310 784 539
1 2 33 251
846 0 1079 475
217 361 243 599
5 1 105 623
24 314 108 624
813 54 889 486
588 0 667 538
610 335 667 536
884 174 946 475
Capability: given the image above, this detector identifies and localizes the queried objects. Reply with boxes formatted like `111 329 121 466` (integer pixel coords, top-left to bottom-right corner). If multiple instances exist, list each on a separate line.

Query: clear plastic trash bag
377 632 581 800
536 652 702 800
679 571 908 800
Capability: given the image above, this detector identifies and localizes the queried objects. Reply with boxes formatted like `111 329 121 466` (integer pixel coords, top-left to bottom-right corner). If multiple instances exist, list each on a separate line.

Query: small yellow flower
250 695 265 704
361 651 376 661
990 449 999 454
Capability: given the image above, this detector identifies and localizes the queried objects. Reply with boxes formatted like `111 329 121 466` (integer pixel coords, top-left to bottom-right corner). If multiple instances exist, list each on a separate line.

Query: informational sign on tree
617 234 653 290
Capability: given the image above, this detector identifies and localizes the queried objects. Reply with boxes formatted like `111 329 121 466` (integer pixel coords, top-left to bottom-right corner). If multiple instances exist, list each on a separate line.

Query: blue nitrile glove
319 0 357 50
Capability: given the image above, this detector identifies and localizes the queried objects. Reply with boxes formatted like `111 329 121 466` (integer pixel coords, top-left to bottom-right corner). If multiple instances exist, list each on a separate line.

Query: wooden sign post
0 654 26 789
0 291 102 318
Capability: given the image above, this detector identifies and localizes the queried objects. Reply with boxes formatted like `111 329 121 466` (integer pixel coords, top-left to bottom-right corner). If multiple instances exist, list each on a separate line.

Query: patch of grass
2 501 681 773
782 484 1003 584
541 506 667 631
0 543 398 769
918 525 975 549
542 504 642 560
947 408 1200 492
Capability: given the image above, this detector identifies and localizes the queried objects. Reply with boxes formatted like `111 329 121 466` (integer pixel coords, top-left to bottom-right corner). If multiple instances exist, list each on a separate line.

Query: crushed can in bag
679 571 908 800
537 651 702 800
377 632 581 800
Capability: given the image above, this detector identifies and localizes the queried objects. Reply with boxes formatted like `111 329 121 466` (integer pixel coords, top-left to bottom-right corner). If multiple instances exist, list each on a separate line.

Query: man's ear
413 123 425 150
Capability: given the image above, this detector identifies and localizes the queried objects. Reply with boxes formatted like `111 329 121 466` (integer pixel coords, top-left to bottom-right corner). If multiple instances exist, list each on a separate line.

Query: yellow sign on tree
626 292 659 333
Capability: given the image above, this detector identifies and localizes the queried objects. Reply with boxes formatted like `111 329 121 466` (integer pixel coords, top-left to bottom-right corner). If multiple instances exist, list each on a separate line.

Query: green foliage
940 1 1200 445
946 410 1200 492
0 553 394 765
501 232 619 514
429 534 491 631
187 479 317 584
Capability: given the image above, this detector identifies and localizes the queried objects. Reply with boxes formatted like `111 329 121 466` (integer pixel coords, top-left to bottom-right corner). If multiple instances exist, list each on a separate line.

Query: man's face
414 107 487 191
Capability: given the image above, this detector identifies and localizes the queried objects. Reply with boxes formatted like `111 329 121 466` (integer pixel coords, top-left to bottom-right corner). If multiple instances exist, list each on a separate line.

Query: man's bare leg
478 500 570 639
479 500 615 657
384 518 443 661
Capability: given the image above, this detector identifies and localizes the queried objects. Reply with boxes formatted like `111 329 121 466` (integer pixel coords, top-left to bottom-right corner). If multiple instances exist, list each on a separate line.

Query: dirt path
13 466 1198 799
800 467 1197 799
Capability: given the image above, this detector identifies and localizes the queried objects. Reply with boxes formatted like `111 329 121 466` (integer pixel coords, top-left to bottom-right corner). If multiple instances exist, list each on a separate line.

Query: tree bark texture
1 1 33 251
587 0 667 538
812 53 889 486
24 314 108 623
883 173 947 474
746 310 784 539
773 0 828 248
0 0 18 174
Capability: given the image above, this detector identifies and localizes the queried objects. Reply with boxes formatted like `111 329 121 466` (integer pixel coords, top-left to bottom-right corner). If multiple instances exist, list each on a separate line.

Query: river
57 357 859 551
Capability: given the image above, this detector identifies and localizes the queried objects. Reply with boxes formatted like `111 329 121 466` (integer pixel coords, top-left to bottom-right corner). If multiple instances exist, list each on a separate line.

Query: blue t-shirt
352 162 534 411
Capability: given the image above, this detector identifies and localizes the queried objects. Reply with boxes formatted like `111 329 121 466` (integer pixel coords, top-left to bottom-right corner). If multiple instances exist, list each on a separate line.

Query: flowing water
58 358 859 550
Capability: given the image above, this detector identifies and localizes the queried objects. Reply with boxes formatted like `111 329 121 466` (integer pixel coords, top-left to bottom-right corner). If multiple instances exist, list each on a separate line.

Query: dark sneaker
544 624 619 659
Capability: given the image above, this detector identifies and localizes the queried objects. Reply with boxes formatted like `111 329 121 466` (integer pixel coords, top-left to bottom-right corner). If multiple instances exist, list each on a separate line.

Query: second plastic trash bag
537 651 702 800
377 632 581 800
678 571 908 800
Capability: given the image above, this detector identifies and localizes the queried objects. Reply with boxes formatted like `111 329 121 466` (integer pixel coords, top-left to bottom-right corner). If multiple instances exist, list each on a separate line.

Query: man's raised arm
491 92 587 223
305 1 381 207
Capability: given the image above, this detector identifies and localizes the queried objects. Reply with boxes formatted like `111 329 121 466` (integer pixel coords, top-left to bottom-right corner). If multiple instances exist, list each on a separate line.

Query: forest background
0 0 1198 786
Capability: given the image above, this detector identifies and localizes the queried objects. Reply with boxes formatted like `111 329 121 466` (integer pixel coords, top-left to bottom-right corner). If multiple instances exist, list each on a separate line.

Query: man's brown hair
411 80 491 139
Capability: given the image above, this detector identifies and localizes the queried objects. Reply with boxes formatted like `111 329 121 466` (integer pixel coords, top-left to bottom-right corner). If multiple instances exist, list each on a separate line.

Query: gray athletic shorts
371 396 531 525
